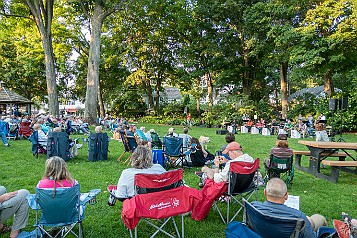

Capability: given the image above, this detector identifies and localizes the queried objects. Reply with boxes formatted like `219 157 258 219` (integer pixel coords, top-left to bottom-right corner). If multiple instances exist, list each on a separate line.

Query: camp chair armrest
26 194 40 210
80 189 101 205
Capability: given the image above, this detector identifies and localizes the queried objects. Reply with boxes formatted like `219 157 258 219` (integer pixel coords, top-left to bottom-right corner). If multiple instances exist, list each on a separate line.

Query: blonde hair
53 127 61 132
130 145 153 169
44 156 74 197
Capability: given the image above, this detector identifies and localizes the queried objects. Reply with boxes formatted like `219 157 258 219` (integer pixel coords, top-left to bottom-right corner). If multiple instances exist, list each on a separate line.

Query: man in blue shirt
252 178 327 237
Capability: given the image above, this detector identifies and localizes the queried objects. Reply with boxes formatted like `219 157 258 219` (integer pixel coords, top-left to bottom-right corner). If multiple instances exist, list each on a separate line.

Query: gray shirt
115 164 166 198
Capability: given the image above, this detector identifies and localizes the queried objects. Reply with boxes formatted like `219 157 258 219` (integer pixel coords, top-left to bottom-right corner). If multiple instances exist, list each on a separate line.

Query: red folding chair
122 169 200 238
214 159 260 224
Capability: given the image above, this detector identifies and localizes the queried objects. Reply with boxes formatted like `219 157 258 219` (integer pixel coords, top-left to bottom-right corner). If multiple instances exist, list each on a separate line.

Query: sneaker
334 219 351 238
195 172 204 178
4 144 10 147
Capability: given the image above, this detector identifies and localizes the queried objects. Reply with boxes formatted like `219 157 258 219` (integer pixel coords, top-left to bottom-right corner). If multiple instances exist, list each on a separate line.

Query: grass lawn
1 124 357 238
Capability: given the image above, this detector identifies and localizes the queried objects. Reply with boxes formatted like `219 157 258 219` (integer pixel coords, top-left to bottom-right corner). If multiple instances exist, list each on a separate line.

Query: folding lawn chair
150 131 162 149
29 131 47 159
117 129 138 163
122 169 200 238
26 184 101 238
163 136 187 169
265 155 294 188
214 159 260 224
244 199 305 238
46 132 72 161
18 121 32 139
88 132 109 161
7 123 19 140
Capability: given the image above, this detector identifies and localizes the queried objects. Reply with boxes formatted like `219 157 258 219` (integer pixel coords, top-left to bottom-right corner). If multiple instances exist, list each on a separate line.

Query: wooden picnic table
296 140 357 182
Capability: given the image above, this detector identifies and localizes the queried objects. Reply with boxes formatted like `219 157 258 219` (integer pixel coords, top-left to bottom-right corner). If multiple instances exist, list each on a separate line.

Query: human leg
201 166 214 179
0 132 9 146
0 189 30 237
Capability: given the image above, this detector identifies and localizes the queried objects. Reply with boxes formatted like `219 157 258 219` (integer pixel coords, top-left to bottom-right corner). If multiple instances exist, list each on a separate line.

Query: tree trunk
242 52 252 96
23 0 59 116
98 80 105 118
155 75 162 111
145 78 155 110
196 98 200 113
42 35 59 116
206 72 213 112
84 4 104 125
280 61 289 118
324 69 334 97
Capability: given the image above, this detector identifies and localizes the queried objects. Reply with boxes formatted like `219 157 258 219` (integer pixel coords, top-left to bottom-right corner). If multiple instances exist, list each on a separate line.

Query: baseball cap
223 142 242 154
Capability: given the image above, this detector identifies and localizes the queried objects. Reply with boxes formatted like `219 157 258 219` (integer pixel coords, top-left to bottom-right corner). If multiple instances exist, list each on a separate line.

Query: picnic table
296 140 357 182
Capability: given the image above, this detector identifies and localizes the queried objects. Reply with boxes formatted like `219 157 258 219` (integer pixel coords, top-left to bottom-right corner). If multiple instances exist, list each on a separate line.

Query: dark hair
183 127 189 134
225 133 235 143
190 137 202 150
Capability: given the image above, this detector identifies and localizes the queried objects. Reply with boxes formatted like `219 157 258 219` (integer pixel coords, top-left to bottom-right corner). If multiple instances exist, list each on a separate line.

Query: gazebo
288 86 342 103
0 81 32 114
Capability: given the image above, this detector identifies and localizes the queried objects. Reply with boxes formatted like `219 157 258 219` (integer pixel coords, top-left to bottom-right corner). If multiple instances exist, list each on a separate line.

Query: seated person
270 119 279 135
127 124 137 137
179 127 192 149
95 125 102 134
256 119 265 133
167 127 178 137
115 145 166 201
0 185 29 238
201 142 254 183
315 121 329 142
246 119 254 132
187 137 214 167
220 132 236 160
18 119 32 138
264 134 293 168
38 156 77 189
251 178 327 237
33 123 48 148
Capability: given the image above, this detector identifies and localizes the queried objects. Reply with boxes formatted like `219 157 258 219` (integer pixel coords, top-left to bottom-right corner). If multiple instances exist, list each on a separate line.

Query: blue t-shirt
251 200 316 238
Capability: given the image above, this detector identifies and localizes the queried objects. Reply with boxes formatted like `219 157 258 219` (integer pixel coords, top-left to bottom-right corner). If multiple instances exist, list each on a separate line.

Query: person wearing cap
264 134 293 168
201 141 254 183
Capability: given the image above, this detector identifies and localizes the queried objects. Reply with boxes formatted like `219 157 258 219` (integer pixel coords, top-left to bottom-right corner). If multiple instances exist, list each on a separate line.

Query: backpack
46 132 71 161
88 133 109 161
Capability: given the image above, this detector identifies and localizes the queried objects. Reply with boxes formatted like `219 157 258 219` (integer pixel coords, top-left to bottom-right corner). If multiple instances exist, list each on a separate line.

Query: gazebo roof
288 86 342 102
0 82 32 105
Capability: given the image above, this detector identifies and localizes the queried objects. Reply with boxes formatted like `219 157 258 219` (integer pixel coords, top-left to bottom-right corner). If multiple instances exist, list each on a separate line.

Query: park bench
321 160 357 183
294 150 348 167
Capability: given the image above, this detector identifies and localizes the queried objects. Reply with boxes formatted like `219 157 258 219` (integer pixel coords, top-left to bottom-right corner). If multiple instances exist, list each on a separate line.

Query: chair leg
79 222 83 238
117 151 126 162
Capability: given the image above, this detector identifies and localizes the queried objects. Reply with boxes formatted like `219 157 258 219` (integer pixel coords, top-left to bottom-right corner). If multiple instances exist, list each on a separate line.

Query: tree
1 0 59 115
293 0 357 97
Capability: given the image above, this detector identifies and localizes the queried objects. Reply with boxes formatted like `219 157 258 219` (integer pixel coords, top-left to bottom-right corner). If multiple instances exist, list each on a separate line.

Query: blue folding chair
163 136 187 169
117 129 138 163
244 199 306 238
27 184 100 238
29 131 47 159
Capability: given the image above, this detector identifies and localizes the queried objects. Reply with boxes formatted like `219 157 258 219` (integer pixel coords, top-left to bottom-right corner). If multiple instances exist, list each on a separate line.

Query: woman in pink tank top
37 156 77 194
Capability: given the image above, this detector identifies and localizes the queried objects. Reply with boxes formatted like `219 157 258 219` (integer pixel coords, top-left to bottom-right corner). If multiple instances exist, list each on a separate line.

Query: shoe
0 224 11 234
4 144 10 147
195 172 204 178
334 219 351 238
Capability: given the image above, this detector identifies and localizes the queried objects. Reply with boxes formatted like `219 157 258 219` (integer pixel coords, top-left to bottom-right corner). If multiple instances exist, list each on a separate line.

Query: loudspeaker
329 99 338 111
216 130 228 135
339 97 348 110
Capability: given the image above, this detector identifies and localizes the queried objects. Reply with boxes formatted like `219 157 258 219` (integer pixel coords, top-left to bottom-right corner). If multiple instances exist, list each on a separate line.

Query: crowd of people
0 112 353 237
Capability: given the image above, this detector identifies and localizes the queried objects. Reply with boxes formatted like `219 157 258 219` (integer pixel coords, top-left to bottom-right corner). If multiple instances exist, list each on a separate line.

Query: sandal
0 224 11 234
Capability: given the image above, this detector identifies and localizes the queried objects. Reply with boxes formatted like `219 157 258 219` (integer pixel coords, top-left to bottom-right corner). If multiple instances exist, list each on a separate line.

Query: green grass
1 124 357 237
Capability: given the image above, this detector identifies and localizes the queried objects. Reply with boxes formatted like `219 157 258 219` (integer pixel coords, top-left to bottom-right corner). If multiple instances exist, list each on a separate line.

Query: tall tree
1 0 59 115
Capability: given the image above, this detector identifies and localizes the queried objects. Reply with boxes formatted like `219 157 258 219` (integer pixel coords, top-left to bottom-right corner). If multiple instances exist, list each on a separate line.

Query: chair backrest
119 130 138 152
228 159 260 195
178 134 190 149
0 121 9 135
269 155 293 174
88 132 109 161
244 199 305 238
134 169 184 194
163 136 184 157
36 184 80 226
150 132 162 148
136 129 148 141
29 130 39 154
46 132 71 161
